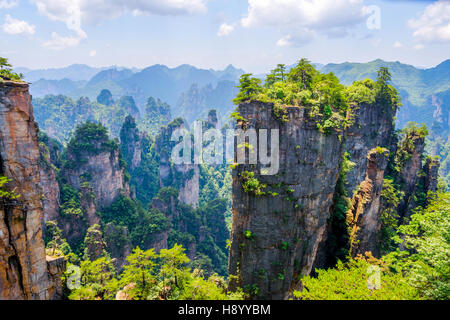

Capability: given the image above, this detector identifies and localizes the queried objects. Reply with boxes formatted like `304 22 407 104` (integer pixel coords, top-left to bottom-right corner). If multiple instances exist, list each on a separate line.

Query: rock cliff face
0 80 63 299
345 102 396 196
394 131 426 223
228 101 344 299
63 147 129 210
347 149 389 257
38 143 60 223
156 118 200 208
422 157 440 196
120 116 142 171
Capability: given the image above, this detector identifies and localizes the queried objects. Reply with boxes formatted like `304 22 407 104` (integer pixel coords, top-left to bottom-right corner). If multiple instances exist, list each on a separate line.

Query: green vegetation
326 152 354 265
0 57 23 81
386 192 450 300
294 255 420 300
0 176 20 200
241 171 266 196
233 59 400 134
67 244 244 300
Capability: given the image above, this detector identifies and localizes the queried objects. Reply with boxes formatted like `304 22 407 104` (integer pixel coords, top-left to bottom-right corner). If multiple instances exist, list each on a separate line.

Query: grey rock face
348 149 389 257
0 80 55 299
228 101 344 299
345 102 396 197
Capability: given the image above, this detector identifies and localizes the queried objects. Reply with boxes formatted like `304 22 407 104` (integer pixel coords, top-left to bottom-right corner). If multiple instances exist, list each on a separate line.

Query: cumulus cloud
0 0 18 9
276 28 316 47
408 0 450 43
393 41 403 48
2 15 35 35
32 0 207 49
217 23 234 37
42 32 85 50
89 50 96 57
241 0 369 46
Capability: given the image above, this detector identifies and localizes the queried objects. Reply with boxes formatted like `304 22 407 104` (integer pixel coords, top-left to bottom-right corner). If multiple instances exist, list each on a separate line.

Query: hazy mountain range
19 59 450 135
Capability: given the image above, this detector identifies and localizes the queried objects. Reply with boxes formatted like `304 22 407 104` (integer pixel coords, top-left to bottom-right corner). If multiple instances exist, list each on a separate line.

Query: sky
0 0 449 73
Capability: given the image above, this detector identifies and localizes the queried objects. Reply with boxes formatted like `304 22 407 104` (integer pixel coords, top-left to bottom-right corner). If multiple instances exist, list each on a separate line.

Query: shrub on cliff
232 59 401 134
0 57 23 81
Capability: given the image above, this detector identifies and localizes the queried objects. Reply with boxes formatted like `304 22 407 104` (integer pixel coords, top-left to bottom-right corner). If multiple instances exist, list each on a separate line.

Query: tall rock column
347 148 389 257
156 118 200 208
345 101 396 196
228 101 344 300
0 80 50 299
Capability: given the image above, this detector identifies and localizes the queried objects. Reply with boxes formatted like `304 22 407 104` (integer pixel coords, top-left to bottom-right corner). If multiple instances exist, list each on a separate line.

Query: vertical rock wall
347 149 389 257
228 102 344 299
0 81 50 299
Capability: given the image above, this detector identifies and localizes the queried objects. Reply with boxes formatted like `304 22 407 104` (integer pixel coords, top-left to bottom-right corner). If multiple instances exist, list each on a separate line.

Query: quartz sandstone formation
343 101 396 258
345 102 396 196
63 150 130 209
347 148 389 257
156 118 200 208
228 101 344 299
0 80 64 299
39 144 60 223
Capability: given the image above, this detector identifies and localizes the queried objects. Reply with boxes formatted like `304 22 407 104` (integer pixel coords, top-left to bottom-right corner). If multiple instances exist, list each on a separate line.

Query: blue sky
1 0 449 73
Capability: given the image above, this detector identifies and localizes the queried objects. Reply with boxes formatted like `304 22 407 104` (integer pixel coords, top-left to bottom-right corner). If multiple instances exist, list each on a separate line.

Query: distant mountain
29 78 87 97
25 60 449 138
17 64 108 82
28 63 244 119
322 59 450 130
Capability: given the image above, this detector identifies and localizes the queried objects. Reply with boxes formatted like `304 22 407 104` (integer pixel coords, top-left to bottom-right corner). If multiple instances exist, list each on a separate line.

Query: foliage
294 255 420 300
0 57 23 81
386 192 450 300
326 152 354 265
241 171 266 196
67 244 243 300
44 220 75 261
120 247 158 299
59 184 83 217
0 176 20 200
232 74 263 104
379 178 404 254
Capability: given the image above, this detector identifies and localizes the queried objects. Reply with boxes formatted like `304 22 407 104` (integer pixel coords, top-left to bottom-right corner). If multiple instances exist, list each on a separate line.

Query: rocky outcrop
120 115 142 171
394 130 426 223
0 80 62 299
46 256 66 300
156 118 200 208
63 146 129 210
80 183 99 226
118 96 140 120
84 224 107 261
38 145 60 223
347 148 389 257
228 101 344 299
345 102 396 196
422 157 440 196
104 223 132 271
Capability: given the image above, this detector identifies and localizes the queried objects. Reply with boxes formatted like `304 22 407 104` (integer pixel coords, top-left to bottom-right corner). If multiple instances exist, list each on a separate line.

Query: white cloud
413 44 424 50
2 15 35 35
32 0 207 24
241 0 370 47
393 41 403 48
408 0 450 43
0 0 18 9
217 23 234 37
89 50 96 57
276 28 316 47
32 0 207 49
42 32 84 50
